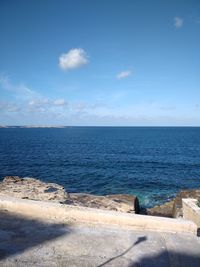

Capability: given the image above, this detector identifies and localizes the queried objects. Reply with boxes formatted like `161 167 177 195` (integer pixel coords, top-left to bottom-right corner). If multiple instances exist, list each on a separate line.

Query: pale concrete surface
0 210 200 267
0 195 197 235
183 198 200 228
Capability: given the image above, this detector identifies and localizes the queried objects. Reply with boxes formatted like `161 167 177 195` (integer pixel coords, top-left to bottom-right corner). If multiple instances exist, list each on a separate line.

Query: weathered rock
147 200 174 218
0 176 139 213
0 176 69 203
68 193 139 213
107 194 140 213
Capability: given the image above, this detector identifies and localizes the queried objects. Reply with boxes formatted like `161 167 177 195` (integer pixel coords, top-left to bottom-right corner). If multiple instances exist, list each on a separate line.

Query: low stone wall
182 198 200 229
0 194 197 235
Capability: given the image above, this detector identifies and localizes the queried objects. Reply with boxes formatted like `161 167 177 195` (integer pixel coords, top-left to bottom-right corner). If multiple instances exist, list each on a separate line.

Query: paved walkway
0 210 200 267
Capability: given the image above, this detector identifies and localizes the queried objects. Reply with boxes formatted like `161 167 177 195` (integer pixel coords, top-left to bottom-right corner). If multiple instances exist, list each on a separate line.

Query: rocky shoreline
147 189 200 218
0 176 139 214
0 176 200 218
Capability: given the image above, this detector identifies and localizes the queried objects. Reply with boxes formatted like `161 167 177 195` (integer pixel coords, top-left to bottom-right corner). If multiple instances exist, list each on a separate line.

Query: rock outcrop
0 176 69 203
146 200 174 218
147 189 200 218
68 193 139 213
0 176 139 213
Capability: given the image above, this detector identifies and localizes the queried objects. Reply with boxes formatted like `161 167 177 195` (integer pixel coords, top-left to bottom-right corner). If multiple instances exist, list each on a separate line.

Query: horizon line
1 125 200 128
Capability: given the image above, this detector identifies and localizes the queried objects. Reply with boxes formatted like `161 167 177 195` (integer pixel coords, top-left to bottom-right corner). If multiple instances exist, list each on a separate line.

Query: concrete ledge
0 194 197 235
183 198 200 229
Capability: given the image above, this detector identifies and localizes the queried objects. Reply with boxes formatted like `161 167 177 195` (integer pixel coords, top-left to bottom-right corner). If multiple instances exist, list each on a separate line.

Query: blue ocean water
0 127 200 208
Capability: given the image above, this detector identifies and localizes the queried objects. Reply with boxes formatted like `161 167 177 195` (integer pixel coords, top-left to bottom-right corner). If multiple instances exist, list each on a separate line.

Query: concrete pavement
0 210 200 267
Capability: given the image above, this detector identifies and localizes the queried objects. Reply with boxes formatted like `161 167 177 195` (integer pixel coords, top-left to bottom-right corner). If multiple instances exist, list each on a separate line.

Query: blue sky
0 0 200 126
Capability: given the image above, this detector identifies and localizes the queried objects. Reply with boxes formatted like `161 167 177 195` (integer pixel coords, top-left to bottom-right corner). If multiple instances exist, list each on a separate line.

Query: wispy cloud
28 98 49 110
0 74 39 99
72 101 87 111
1 75 199 126
174 17 183 28
53 98 67 106
116 70 132 80
0 101 21 113
0 74 68 116
59 48 89 70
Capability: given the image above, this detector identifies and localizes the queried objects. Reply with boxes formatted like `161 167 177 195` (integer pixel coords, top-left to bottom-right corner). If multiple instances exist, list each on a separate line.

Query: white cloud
28 98 49 107
53 98 67 106
174 17 183 28
59 48 88 70
116 70 132 80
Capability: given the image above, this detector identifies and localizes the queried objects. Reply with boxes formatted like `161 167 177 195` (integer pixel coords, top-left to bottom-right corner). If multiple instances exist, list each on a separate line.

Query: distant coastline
1 125 200 128
0 125 68 128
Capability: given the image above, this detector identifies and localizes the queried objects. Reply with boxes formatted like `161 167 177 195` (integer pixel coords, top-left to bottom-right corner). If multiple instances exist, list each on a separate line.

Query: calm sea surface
0 127 200 207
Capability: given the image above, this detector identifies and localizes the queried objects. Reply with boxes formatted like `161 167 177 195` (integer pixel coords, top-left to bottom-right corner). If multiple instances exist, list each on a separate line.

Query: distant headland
0 125 68 128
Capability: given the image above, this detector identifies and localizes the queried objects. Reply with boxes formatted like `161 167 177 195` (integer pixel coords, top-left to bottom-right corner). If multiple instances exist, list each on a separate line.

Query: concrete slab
0 210 199 267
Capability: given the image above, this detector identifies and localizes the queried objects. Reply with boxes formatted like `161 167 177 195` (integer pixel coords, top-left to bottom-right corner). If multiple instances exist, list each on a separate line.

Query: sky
0 0 200 126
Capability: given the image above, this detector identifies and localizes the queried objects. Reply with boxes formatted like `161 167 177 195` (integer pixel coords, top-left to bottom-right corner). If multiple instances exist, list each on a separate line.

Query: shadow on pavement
129 250 200 267
97 234 200 267
0 210 71 261
97 236 147 267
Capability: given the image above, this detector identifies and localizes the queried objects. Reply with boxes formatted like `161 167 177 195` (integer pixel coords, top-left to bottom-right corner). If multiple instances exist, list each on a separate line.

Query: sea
0 126 200 208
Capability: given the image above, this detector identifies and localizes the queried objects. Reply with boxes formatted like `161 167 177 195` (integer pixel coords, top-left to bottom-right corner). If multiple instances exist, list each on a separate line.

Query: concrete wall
182 198 200 229
0 194 197 235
